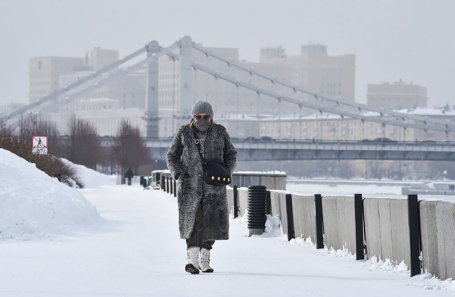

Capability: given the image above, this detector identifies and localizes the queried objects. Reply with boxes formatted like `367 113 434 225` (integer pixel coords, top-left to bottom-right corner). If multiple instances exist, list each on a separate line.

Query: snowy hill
61 158 116 188
0 149 102 240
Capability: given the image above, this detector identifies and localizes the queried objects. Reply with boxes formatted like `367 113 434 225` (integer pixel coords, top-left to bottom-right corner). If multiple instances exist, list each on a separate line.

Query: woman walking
166 100 237 274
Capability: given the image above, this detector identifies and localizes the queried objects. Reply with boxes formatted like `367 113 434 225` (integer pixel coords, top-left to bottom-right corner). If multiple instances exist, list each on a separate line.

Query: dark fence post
354 193 365 260
315 194 324 249
170 177 173 194
408 194 421 277
266 191 271 215
285 194 295 241
166 177 169 193
233 186 239 218
161 175 165 191
173 179 177 197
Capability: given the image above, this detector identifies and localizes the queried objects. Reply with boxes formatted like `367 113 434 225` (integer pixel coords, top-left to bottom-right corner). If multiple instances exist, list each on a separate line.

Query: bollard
173 179 177 197
285 194 295 241
354 193 365 260
247 185 267 236
170 177 173 195
140 176 144 187
233 186 239 218
266 191 271 215
315 194 324 249
408 194 421 277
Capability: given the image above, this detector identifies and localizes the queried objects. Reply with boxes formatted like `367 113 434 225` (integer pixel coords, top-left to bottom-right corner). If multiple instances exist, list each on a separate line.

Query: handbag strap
193 131 206 166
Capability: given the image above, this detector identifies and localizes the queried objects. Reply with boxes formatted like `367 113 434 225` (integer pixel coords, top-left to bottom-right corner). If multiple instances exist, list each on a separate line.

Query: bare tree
112 119 151 183
66 116 102 169
0 119 12 137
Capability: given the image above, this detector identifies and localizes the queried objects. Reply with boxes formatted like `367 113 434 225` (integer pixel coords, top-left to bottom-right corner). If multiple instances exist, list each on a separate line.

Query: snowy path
1 185 453 297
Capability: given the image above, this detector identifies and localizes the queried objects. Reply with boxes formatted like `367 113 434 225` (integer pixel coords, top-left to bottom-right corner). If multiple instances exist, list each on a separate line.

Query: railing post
166 177 169 193
173 179 177 197
315 194 324 249
354 193 365 260
285 194 295 241
161 175 165 191
266 190 271 215
233 186 239 218
408 194 421 277
170 177 173 194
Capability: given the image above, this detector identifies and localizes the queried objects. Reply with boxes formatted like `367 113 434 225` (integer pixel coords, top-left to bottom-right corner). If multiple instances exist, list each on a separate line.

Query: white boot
199 248 214 273
185 247 200 274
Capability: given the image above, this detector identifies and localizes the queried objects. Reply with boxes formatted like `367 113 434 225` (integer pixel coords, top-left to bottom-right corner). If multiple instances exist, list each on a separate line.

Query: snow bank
61 158 116 188
0 149 102 240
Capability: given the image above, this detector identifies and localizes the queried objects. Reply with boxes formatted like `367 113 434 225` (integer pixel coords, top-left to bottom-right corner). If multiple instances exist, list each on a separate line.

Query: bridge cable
1 46 149 122
37 42 179 116
175 54 454 134
190 42 454 130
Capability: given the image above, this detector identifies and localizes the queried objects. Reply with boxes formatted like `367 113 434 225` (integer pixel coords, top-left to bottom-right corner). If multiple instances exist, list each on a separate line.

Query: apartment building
367 80 428 109
29 57 89 103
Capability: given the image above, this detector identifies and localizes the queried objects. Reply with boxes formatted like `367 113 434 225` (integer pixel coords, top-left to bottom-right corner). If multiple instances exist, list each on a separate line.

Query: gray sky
0 0 454 107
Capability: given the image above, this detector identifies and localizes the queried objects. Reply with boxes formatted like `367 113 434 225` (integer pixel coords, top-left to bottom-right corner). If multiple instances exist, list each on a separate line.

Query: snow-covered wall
323 196 357 254
291 194 317 242
364 199 411 268
420 201 455 280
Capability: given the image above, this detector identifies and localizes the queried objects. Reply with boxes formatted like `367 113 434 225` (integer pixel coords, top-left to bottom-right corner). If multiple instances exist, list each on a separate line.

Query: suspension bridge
1 35 454 161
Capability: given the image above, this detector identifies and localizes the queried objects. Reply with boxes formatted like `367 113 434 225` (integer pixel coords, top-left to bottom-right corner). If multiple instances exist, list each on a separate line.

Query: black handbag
193 132 231 186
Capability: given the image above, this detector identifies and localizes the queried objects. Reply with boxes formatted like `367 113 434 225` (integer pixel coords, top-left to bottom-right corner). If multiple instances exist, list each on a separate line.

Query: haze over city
4 2 455 295
0 0 454 107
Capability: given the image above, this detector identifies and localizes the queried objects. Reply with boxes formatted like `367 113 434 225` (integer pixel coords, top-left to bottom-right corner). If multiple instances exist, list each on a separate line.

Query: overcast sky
0 0 453 108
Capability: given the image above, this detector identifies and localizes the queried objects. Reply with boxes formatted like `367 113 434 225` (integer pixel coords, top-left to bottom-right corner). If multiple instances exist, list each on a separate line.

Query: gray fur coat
166 123 237 240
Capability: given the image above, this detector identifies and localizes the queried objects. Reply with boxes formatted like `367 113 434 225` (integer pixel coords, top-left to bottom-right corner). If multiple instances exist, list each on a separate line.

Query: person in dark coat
166 100 237 274
124 167 134 186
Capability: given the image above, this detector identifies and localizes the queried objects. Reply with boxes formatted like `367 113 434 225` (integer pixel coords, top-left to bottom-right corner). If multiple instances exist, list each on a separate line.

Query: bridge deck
138 138 455 161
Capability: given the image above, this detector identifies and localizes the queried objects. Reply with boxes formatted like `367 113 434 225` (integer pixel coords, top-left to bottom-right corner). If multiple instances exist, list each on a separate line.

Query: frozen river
286 179 455 202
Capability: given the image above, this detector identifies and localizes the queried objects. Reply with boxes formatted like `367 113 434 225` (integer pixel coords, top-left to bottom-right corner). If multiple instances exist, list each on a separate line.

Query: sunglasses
195 114 211 120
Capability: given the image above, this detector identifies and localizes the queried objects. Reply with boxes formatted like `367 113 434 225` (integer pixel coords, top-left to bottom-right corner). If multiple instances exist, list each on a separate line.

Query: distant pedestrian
167 100 237 274
125 167 134 186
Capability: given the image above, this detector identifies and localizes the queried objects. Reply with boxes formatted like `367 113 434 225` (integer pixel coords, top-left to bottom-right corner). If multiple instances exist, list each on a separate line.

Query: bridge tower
177 35 194 129
145 40 161 138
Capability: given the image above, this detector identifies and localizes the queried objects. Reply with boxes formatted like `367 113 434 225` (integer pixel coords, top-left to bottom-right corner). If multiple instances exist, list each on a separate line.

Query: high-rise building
29 48 120 104
367 80 428 109
89 48 119 71
29 57 89 103
288 44 356 109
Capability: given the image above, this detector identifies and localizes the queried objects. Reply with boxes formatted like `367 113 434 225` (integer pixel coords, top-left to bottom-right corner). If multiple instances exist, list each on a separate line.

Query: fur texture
166 123 237 240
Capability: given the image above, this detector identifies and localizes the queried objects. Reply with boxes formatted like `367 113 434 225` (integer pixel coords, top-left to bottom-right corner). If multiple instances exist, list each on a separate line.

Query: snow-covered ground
61 158 117 188
2 152 455 296
2 185 455 296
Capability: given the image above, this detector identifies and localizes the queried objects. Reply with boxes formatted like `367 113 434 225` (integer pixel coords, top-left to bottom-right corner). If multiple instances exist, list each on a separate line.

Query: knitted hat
192 100 214 118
